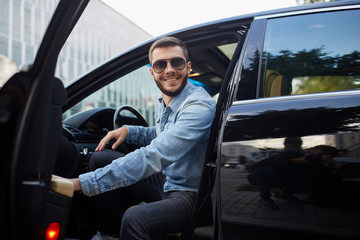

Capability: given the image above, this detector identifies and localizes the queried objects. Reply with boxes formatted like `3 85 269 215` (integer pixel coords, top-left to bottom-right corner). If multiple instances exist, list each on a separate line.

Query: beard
154 74 188 97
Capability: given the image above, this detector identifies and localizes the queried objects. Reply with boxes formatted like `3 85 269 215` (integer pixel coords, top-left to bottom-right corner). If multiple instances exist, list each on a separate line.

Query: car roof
162 0 360 36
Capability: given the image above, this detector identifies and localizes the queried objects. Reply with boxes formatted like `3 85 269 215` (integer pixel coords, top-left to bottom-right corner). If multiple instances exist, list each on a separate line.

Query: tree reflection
263 48 360 94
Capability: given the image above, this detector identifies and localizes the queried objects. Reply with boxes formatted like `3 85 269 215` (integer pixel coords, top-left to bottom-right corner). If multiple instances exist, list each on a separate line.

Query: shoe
90 231 120 240
274 191 299 201
258 197 279 210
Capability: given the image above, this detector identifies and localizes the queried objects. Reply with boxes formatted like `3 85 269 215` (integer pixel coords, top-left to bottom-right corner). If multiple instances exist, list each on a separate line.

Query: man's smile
162 76 181 83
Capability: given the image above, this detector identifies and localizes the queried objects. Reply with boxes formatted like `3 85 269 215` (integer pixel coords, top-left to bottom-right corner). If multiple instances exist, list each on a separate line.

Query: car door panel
0 0 89 239
220 91 360 240
217 4 360 238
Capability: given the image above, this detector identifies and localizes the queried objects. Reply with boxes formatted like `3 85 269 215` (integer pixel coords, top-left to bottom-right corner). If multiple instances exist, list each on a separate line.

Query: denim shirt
79 81 216 197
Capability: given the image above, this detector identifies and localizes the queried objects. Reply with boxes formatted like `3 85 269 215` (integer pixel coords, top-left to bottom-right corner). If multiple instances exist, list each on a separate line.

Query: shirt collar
157 81 194 112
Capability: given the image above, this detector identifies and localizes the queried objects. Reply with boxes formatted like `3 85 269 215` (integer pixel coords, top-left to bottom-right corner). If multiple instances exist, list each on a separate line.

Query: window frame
254 6 360 99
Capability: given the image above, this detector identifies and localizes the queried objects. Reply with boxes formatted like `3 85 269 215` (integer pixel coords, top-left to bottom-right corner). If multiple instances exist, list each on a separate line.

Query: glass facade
0 0 155 123
0 0 59 85
0 0 152 84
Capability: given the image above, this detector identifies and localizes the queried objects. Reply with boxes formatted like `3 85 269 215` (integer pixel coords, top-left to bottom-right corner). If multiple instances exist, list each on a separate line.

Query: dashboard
55 107 144 177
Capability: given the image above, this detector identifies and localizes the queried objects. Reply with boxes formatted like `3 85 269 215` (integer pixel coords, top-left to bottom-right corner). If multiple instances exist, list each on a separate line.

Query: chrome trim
255 4 360 20
232 90 360 106
206 162 216 168
22 180 44 186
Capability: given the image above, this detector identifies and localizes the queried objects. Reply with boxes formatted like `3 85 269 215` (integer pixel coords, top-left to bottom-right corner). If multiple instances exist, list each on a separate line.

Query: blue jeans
247 165 275 199
120 191 197 240
247 164 301 199
89 150 197 239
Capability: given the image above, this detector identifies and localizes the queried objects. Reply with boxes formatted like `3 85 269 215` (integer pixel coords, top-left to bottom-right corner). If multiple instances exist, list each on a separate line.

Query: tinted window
260 10 360 97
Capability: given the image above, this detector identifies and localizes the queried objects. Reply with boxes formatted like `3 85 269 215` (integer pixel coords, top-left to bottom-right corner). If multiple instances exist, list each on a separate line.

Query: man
55 36 216 239
247 144 338 210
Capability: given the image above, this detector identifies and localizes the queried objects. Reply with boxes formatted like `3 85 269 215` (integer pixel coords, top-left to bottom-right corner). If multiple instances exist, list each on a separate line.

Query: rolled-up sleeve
125 125 157 146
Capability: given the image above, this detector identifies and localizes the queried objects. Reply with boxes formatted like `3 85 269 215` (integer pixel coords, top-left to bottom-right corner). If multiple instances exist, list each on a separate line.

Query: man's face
150 46 191 98
306 148 327 163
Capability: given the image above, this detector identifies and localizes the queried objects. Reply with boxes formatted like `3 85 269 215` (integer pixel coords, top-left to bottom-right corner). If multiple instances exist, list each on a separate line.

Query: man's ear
150 68 155 80
187 61 192 74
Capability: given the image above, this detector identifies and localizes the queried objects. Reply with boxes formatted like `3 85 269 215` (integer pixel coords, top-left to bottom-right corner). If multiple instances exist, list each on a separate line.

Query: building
0 0 157 124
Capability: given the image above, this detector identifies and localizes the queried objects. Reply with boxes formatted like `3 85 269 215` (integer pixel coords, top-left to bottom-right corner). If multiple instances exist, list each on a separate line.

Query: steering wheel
113 105 149 129
112 105 148 154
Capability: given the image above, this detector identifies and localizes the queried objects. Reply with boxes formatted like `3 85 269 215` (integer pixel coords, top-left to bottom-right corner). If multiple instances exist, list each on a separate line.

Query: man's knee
248 166 273 185
121 205 149 238
122 205 143 228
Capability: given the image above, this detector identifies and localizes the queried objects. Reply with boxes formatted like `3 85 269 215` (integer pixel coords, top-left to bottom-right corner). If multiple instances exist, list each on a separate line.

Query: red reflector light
45 222 61 240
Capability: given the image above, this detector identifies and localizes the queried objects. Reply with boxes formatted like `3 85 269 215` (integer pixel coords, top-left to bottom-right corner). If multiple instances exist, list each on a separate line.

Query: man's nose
164 61 176 73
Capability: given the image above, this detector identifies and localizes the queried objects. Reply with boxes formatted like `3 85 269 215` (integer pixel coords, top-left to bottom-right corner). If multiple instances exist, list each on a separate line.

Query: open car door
0 0 89 239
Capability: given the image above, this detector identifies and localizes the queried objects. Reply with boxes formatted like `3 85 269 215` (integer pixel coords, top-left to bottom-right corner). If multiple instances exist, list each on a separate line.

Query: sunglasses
152 57 187 73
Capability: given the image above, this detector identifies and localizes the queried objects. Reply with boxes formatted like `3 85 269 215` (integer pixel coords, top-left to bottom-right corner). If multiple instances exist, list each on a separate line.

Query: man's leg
247 166 279 210
89 150 165 235
247 165 273 199
120 191 197 240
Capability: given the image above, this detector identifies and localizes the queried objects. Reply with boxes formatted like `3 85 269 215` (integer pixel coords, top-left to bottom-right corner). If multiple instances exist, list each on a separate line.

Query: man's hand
52 175 82 192
95 126 128 152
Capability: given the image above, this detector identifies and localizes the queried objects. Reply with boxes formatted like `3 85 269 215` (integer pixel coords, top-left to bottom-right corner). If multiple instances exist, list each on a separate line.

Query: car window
260 9 360 98
0 0 59 87
55 0 152 85
63 65 160 126
63 41 238 126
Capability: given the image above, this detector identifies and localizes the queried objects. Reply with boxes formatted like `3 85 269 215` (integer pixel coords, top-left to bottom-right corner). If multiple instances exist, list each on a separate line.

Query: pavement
192 168 360 240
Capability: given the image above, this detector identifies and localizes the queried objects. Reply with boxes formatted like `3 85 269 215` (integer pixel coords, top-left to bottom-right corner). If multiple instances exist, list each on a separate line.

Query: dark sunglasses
152 57 187 73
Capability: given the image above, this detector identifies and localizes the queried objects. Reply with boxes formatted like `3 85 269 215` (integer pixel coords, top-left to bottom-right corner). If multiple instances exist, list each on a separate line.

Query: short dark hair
148 36 189 63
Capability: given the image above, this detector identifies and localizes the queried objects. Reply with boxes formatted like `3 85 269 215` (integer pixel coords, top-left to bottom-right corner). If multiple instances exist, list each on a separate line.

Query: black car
1 0 360 239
